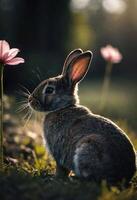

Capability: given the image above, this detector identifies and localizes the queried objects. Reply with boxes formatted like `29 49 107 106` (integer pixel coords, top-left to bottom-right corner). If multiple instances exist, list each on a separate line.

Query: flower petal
0 40 10 59
5 57 25 65
100 45 122 63
100 48 110 60
4 48 20 61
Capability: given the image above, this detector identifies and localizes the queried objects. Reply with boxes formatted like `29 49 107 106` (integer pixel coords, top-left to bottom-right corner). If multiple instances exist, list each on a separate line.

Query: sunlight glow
102 0 127 14
70 0 91 11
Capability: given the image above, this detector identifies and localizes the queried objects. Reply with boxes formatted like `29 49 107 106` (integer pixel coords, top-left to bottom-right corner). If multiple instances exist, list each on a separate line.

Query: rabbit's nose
28 95 33 103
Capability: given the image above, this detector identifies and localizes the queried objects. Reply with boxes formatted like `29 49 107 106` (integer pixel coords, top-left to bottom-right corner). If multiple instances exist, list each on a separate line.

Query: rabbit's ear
62 49 83 75
66 51 93 85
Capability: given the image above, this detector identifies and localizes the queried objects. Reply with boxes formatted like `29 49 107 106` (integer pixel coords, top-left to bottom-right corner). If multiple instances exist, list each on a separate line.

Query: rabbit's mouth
28 95 44 112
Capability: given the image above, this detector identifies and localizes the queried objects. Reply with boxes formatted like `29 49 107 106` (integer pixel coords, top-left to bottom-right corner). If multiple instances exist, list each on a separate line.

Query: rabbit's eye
45 87 54 94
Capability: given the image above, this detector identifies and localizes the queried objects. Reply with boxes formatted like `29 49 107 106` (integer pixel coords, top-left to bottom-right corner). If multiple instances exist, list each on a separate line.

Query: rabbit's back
44 105 136 184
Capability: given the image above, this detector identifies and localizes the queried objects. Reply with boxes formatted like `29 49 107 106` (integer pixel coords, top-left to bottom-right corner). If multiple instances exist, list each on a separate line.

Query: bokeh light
70 0 91 11
102 0 127 14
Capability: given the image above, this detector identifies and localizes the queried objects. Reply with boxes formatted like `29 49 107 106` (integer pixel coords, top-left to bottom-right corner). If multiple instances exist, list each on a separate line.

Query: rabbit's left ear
65 51 93 85
62 49 83 75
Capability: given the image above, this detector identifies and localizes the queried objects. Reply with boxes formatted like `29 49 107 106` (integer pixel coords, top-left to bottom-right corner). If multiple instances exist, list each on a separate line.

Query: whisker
18 104 28 110
16 102 28 108
36 67 44 80
15 82 35 127
16 90 30 98
23 109 31 120
16 104 29 113
36 67 43 77
23 109 33 127
16 101 28 108
36 74 41 82
32 70 41 82
16 100 28 105
33 111 36 129
18 84 31 95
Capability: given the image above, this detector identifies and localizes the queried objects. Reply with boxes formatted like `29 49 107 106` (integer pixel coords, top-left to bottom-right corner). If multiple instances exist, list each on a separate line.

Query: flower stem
0 64 4 170
100 62 113 111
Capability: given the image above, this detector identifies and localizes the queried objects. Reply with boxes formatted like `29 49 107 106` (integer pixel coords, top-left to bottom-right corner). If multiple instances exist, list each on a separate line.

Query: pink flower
0 40 24 65
100 45 122 63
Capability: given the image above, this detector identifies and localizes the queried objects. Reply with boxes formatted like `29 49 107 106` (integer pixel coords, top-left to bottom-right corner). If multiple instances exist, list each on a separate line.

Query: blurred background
0 0 137 128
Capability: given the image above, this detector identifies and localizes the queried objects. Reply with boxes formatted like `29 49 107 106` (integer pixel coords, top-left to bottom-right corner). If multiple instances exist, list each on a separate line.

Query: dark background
0 0 137 92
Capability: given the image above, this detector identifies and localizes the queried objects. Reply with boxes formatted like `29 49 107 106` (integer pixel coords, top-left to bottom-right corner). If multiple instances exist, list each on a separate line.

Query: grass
1 79 137 200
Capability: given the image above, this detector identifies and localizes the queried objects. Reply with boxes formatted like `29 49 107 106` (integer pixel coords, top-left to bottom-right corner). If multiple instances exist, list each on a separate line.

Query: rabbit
28 49 136 186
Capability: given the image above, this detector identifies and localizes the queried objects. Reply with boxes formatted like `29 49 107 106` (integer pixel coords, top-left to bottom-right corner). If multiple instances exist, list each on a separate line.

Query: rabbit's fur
29 49 136 186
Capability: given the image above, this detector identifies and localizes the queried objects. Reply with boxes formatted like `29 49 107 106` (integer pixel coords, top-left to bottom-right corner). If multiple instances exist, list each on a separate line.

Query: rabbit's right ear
62 49 83 75
63 51 93 85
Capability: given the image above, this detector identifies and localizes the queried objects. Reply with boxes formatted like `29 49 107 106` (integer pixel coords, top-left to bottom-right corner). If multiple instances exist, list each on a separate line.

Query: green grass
1 79 137 200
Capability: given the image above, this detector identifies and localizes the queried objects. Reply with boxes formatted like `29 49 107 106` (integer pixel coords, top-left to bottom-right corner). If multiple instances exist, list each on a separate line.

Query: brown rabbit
29 49 136 186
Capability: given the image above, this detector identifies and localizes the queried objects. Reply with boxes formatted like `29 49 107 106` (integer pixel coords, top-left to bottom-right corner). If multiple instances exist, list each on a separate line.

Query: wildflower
100 45 122 63
0 40 24 170
0 40 24 65
100 45 122 111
